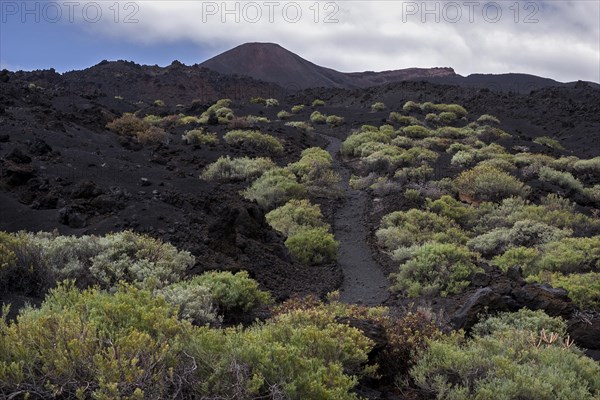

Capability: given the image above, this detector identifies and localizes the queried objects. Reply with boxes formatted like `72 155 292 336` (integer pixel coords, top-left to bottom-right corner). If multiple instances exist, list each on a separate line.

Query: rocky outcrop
451 266 600 354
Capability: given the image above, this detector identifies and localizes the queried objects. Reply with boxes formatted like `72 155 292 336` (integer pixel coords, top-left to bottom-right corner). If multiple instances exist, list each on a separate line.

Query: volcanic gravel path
320 134 389 305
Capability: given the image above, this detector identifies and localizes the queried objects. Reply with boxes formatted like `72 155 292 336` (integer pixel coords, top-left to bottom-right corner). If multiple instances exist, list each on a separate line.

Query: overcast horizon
1 1 599 83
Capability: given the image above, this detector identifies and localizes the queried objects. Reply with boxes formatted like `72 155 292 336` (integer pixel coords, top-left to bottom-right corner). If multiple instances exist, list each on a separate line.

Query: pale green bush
310 111 327 124
477 114 500 124
389 112 421 126
539 167 584 192
411 314 599 400
326 114 345 127
265 98 279 107
200 156 276 181
455 165 529 202
467 219 572 256
242 168 306 209
285 121 314 133
311 99 325 107
277 110 292 120
285 227 339 265
371 102 386 112
224 130 284 154
157 280 218 324
266 199 327 236
181 129 218 145
534 136 565 150
191 271 271 313
390 243 481 297
291 104 305 113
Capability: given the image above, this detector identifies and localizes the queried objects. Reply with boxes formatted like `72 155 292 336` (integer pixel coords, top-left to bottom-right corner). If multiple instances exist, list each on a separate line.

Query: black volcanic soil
320 133 389 305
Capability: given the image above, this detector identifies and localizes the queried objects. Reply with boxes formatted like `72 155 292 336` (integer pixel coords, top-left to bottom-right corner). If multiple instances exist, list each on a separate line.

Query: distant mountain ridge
201 42 598 93
200 42 457 90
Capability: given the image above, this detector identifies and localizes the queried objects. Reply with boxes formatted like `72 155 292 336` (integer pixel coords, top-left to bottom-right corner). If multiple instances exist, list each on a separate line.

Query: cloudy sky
1 0 599 82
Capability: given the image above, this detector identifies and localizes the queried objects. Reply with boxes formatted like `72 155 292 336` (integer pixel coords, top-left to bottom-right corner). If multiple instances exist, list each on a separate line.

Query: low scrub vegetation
242 167 306 209
412 310 600 400
390 243 482 297
455 165 529 203
201 156 276 181
106 113 168 145
181 128 218 145
224 130 284 154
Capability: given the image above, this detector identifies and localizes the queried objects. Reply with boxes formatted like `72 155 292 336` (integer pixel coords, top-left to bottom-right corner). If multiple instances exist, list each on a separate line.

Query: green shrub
467 219 572 256
475 196 597 233
394 165 434 183
326 114 345 127
311 99 325 107
310 111 327 124
244 114 271 124
371 102 386 112
200 156 276 181
583 185 600 204
250 97 267 105
0 231 194 294
390 243 481 297
412 321 600 399
265 98 279 107
491 246 539 272
425 113 439 125
404 188 421 202
420 102 468 116
477 114 500 124
539 167 584 192
377 209 469 256
402 101 420 112
178 115 203 125
285 121 314 133
202 98 232 118
224 130 284 154
266 199 327 236
534 136 565 150
492 236 600 276
472 308 567 337
156 280 218 324
285 228 339 265
190 271 271 313
276 110 292 120
535 236 600 274
288 147 340 198
86 231 194 289
402 125 431 138
242 168 306 209
438 111 457 124
573 157 600 174
0 280 374 400
389 112 420 126
181 129 218 145
0 283 193 399
291 104 305 113
203 305 373 399
426 195 477 228
341 129 392 156
455 165 529 202
143 114 162 125
529 272 600 310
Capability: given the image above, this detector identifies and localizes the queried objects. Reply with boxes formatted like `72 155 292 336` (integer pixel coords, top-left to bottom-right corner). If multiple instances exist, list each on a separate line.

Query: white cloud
75 0 599 82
